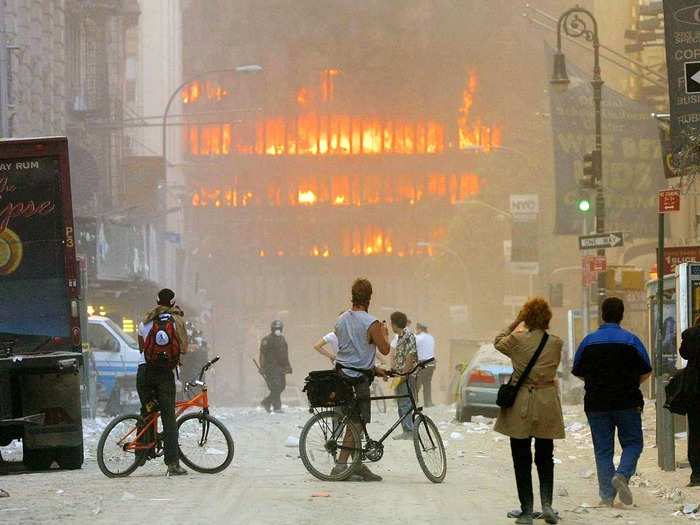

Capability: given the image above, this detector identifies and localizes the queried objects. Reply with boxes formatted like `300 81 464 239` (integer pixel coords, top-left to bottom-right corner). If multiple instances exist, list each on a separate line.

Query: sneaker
515 514 533 525
330 464 351 478
166 463 188 476
541 506 558 524
355 464 382 482
612 474 633 505
392 431 413 441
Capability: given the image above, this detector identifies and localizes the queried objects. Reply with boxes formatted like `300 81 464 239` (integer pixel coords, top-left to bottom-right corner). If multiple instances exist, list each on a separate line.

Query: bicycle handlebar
197 355 221 382
386 357 435 377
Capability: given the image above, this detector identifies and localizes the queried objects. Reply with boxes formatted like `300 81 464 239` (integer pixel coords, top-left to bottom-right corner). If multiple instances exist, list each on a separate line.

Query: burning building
179 2 509 401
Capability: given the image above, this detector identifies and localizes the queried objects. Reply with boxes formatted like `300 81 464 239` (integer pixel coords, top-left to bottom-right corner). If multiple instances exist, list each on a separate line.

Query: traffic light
581 150 600 189
576 193 592 213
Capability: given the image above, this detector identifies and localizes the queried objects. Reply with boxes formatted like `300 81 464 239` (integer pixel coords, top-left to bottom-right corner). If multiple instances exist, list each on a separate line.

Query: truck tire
55 445 84 470
23 447 54 471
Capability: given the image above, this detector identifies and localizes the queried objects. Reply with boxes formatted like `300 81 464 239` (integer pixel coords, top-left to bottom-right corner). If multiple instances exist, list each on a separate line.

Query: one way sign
578 232 624 250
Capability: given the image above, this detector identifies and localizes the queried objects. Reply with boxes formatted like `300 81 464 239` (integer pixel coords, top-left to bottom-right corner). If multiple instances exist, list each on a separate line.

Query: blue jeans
396 379 414 432
586 409 643 501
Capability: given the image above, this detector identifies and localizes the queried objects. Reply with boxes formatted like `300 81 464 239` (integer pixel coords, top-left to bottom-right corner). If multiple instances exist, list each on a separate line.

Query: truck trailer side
0 137 84 470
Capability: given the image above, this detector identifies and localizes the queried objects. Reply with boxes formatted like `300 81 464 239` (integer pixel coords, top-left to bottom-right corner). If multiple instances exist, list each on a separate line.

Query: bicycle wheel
97 414 143 478
177 412 234 474
299 409 362 481
413 414 447 483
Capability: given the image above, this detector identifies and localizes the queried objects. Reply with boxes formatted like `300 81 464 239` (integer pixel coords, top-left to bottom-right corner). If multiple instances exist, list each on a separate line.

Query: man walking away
572 297 652 506
137 288 188 476
390 311 417 440
415 323 436 407
259 320 292 413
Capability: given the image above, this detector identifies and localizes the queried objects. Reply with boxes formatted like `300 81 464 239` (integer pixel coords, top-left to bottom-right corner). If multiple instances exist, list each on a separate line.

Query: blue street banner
547 44 664 237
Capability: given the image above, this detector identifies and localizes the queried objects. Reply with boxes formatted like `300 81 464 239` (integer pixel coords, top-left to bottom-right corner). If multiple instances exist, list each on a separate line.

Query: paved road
0 406 687 524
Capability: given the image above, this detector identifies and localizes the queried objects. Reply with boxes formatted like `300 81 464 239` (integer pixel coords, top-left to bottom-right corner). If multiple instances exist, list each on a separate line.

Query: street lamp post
550 7 606 318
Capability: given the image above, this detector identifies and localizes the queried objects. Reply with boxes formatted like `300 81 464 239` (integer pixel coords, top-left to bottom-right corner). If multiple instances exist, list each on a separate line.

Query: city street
0 404 691 524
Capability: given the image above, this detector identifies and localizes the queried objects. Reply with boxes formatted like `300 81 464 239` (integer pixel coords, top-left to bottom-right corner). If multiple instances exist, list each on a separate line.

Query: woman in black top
679 318 700 487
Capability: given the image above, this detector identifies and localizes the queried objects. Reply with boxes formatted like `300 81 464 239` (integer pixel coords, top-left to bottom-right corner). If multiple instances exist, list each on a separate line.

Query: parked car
456 343 513 422
86 316 141 411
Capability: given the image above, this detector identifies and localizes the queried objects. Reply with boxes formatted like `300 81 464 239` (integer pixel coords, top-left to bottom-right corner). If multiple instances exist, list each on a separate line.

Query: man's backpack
143 313 181 368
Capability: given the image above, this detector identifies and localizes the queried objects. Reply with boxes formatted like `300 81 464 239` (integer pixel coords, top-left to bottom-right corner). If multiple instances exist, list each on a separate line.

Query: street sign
578 232 624 250
659 188 681 212
591 256 607 272
663 1 700 151
510 194 539 220
686 61 700 93
582 256 596 286
659 245 700 274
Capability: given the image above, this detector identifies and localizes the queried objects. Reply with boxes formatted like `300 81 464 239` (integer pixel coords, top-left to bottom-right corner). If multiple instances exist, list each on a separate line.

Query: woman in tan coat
494 298 565 525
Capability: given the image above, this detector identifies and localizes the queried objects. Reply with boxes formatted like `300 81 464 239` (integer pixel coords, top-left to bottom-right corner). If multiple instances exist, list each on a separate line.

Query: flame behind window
183 70 500 156
191 172 479 208
250 224 446 258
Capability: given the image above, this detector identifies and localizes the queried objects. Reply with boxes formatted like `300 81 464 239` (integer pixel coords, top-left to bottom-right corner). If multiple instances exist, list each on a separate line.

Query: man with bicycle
331 278 391 481
136 288 188 476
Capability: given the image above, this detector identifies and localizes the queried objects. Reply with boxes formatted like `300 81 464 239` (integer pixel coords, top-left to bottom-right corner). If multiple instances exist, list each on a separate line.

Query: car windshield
104 318 139 350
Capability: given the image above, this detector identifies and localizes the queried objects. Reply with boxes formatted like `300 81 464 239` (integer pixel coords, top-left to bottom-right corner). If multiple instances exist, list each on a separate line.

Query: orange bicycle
96 356 234 477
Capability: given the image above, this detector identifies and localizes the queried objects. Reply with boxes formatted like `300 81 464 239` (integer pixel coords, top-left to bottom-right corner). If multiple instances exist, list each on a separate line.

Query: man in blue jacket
572 297 652 507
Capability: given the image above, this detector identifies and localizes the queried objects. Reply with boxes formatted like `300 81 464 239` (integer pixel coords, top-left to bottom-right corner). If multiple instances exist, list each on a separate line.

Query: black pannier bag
303 370 354 407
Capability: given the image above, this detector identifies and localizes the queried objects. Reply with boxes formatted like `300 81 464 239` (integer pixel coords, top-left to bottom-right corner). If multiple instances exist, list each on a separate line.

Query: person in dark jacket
259 320 292 413
680 317 700 486
573 297 651 506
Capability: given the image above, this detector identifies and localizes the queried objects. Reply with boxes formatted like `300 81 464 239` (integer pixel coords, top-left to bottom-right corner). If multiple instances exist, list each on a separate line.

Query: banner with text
547 44 664 237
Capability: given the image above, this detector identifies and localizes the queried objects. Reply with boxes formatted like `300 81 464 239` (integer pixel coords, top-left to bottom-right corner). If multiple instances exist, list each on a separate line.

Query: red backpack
143 313 181 368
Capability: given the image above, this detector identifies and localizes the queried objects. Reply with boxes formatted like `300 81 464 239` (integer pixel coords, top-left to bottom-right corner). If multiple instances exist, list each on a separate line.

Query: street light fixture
550 51 570 91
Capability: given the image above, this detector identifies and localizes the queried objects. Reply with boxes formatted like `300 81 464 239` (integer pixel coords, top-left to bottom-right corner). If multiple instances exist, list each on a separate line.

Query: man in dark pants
573 297 651 506
137 288 188 476
679 317 700 487
259 320 292 413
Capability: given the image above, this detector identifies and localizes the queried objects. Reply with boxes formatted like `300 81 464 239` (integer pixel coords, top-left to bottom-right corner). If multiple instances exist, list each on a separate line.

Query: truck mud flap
20 371 83 448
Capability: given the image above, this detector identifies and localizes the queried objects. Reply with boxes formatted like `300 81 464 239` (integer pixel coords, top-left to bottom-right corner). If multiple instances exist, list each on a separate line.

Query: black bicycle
299 358 446 483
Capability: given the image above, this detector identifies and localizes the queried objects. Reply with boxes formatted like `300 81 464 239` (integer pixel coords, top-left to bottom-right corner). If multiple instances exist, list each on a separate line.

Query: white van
85 316 141 407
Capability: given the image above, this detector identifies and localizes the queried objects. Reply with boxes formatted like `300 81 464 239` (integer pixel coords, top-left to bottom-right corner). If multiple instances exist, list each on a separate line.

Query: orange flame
191 173 480 208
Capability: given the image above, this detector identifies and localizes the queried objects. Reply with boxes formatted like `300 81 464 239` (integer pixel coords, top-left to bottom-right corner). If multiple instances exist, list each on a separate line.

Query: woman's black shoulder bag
496 332 549 409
